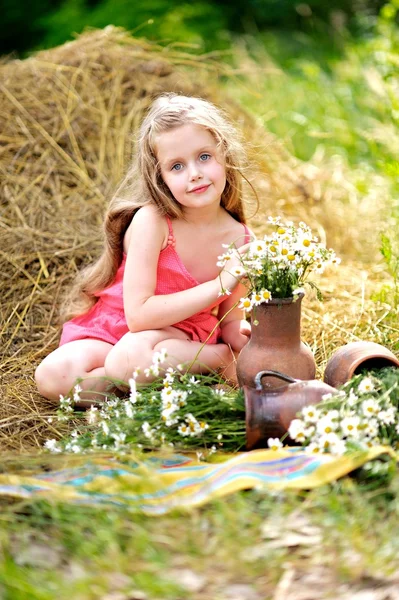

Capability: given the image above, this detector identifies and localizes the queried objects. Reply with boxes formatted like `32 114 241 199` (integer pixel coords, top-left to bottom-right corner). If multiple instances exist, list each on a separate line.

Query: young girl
35 93 254 402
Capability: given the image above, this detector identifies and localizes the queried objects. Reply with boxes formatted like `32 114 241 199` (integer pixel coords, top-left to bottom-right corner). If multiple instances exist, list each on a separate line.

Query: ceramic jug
244 370 337 450
236 294 316 389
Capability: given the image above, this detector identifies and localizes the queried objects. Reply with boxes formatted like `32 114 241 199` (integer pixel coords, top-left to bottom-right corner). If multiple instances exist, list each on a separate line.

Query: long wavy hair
61 93 251 321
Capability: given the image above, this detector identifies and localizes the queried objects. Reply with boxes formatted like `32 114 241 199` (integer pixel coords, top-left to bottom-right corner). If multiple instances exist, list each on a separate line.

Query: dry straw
0 27 396 452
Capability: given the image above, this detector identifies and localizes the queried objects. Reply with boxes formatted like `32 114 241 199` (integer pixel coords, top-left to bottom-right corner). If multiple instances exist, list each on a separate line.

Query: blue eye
171 163 183 171
200 153 211 161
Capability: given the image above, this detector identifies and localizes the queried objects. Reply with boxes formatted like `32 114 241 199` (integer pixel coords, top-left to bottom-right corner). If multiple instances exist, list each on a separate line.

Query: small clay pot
244 370 337 450
323 341 399 388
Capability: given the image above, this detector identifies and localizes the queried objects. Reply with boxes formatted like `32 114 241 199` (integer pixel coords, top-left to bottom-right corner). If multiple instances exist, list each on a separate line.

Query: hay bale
0 27 395 452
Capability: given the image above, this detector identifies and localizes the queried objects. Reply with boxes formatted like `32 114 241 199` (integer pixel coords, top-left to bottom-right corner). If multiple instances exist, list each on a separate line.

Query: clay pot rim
335 352 399 374
324 341 399 386
326 341 399 371
253 293 304 306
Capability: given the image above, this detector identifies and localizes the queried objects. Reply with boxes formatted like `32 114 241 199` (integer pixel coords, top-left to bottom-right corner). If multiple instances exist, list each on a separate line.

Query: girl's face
155 124 226 213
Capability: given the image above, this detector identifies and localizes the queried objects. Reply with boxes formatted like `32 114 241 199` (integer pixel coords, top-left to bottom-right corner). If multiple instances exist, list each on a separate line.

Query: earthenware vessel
323 341 399 388
236 294 316 389
244 370 337 450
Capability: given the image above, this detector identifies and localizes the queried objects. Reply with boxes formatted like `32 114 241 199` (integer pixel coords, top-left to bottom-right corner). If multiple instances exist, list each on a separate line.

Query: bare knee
35 357 75 402
104 333 154 383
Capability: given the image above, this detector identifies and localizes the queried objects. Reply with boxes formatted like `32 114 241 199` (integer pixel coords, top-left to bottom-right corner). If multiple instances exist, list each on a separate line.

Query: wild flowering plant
217 216 340 313
287 368 399 456
44 350 246 457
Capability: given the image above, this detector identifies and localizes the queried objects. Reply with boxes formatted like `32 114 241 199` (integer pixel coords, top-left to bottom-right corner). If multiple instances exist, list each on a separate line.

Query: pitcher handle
255 370 297 390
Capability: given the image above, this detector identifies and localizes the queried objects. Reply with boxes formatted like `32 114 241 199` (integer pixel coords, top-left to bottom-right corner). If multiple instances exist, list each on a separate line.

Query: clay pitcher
236 294 316 389
244 370 337 450
324 341 399 388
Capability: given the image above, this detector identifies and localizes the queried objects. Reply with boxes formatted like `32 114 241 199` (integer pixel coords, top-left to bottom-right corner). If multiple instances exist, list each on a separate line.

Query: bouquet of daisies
217 216 340 312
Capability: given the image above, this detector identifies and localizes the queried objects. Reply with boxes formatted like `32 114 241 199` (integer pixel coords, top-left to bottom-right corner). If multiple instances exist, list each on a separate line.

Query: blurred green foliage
0 0 63 55
0 0 389 56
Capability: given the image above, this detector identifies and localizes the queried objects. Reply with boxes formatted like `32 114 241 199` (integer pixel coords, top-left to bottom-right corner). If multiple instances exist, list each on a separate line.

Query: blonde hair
62 93 250 321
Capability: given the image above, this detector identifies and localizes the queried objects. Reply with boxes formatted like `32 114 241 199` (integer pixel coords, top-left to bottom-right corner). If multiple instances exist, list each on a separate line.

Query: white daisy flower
239 297 253 312
316 414 339 435
288 418 308 442
250 240 267 254
213 388 226 397
357 377 375 394
346 389 359 407
363 420 379 438
44 439 61 453
152 348 167 365
229 266 247 278
178 423 190 437
124 401 134 419
301 405 320 423
73 384 82 403
128 378 138 403
267 438 283 451
216 252 232 267
250 291 264 306
87 406 99 425
318 432 341 452
306 442 321 455
362 398 379 417
259 289 272 303
341 415 361 438
378 407 396 425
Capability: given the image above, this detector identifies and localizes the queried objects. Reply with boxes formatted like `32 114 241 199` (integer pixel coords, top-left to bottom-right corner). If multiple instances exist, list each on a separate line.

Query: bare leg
104 327 235 385
35 339 113 404
153 338 237 384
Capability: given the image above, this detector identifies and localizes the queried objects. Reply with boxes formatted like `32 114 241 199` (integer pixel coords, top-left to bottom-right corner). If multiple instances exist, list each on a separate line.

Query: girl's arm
218 225 255 351
123 206 242 332
218 282 251 352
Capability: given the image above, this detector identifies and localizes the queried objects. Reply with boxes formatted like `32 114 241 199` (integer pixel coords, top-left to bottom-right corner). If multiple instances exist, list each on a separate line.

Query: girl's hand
217 243 251 293
239 319 251 338
221 319 251 352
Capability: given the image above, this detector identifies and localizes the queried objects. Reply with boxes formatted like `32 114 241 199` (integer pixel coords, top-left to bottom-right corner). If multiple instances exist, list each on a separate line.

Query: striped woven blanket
0 447 394 514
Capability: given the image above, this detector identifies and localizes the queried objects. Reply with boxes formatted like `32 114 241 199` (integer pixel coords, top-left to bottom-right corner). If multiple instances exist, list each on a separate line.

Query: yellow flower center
277 227 285 234
303 239 311 247
287 254 295 261
281 248 288 255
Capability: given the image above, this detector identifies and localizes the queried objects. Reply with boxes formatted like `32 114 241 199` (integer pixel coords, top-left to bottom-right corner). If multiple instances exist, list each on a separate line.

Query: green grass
1 478 399 599
228 20 399 181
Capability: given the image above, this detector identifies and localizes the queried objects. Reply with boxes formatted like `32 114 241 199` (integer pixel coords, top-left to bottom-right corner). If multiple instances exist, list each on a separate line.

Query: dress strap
165 215 176 247
243 224 252 244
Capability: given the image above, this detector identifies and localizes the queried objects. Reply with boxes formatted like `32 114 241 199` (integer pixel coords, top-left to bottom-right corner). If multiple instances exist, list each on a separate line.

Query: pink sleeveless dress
60 217 250 346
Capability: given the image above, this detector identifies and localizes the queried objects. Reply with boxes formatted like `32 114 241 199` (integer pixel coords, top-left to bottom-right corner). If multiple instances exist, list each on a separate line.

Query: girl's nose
189 164 202 180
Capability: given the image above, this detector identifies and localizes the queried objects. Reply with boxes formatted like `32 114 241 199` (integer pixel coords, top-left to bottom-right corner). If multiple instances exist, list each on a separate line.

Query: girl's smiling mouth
189 184 210 194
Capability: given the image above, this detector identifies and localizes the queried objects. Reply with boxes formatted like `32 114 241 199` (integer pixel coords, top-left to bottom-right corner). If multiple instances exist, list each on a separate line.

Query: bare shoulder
132 204 165 227
123 205 168 251
225 215 254 248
